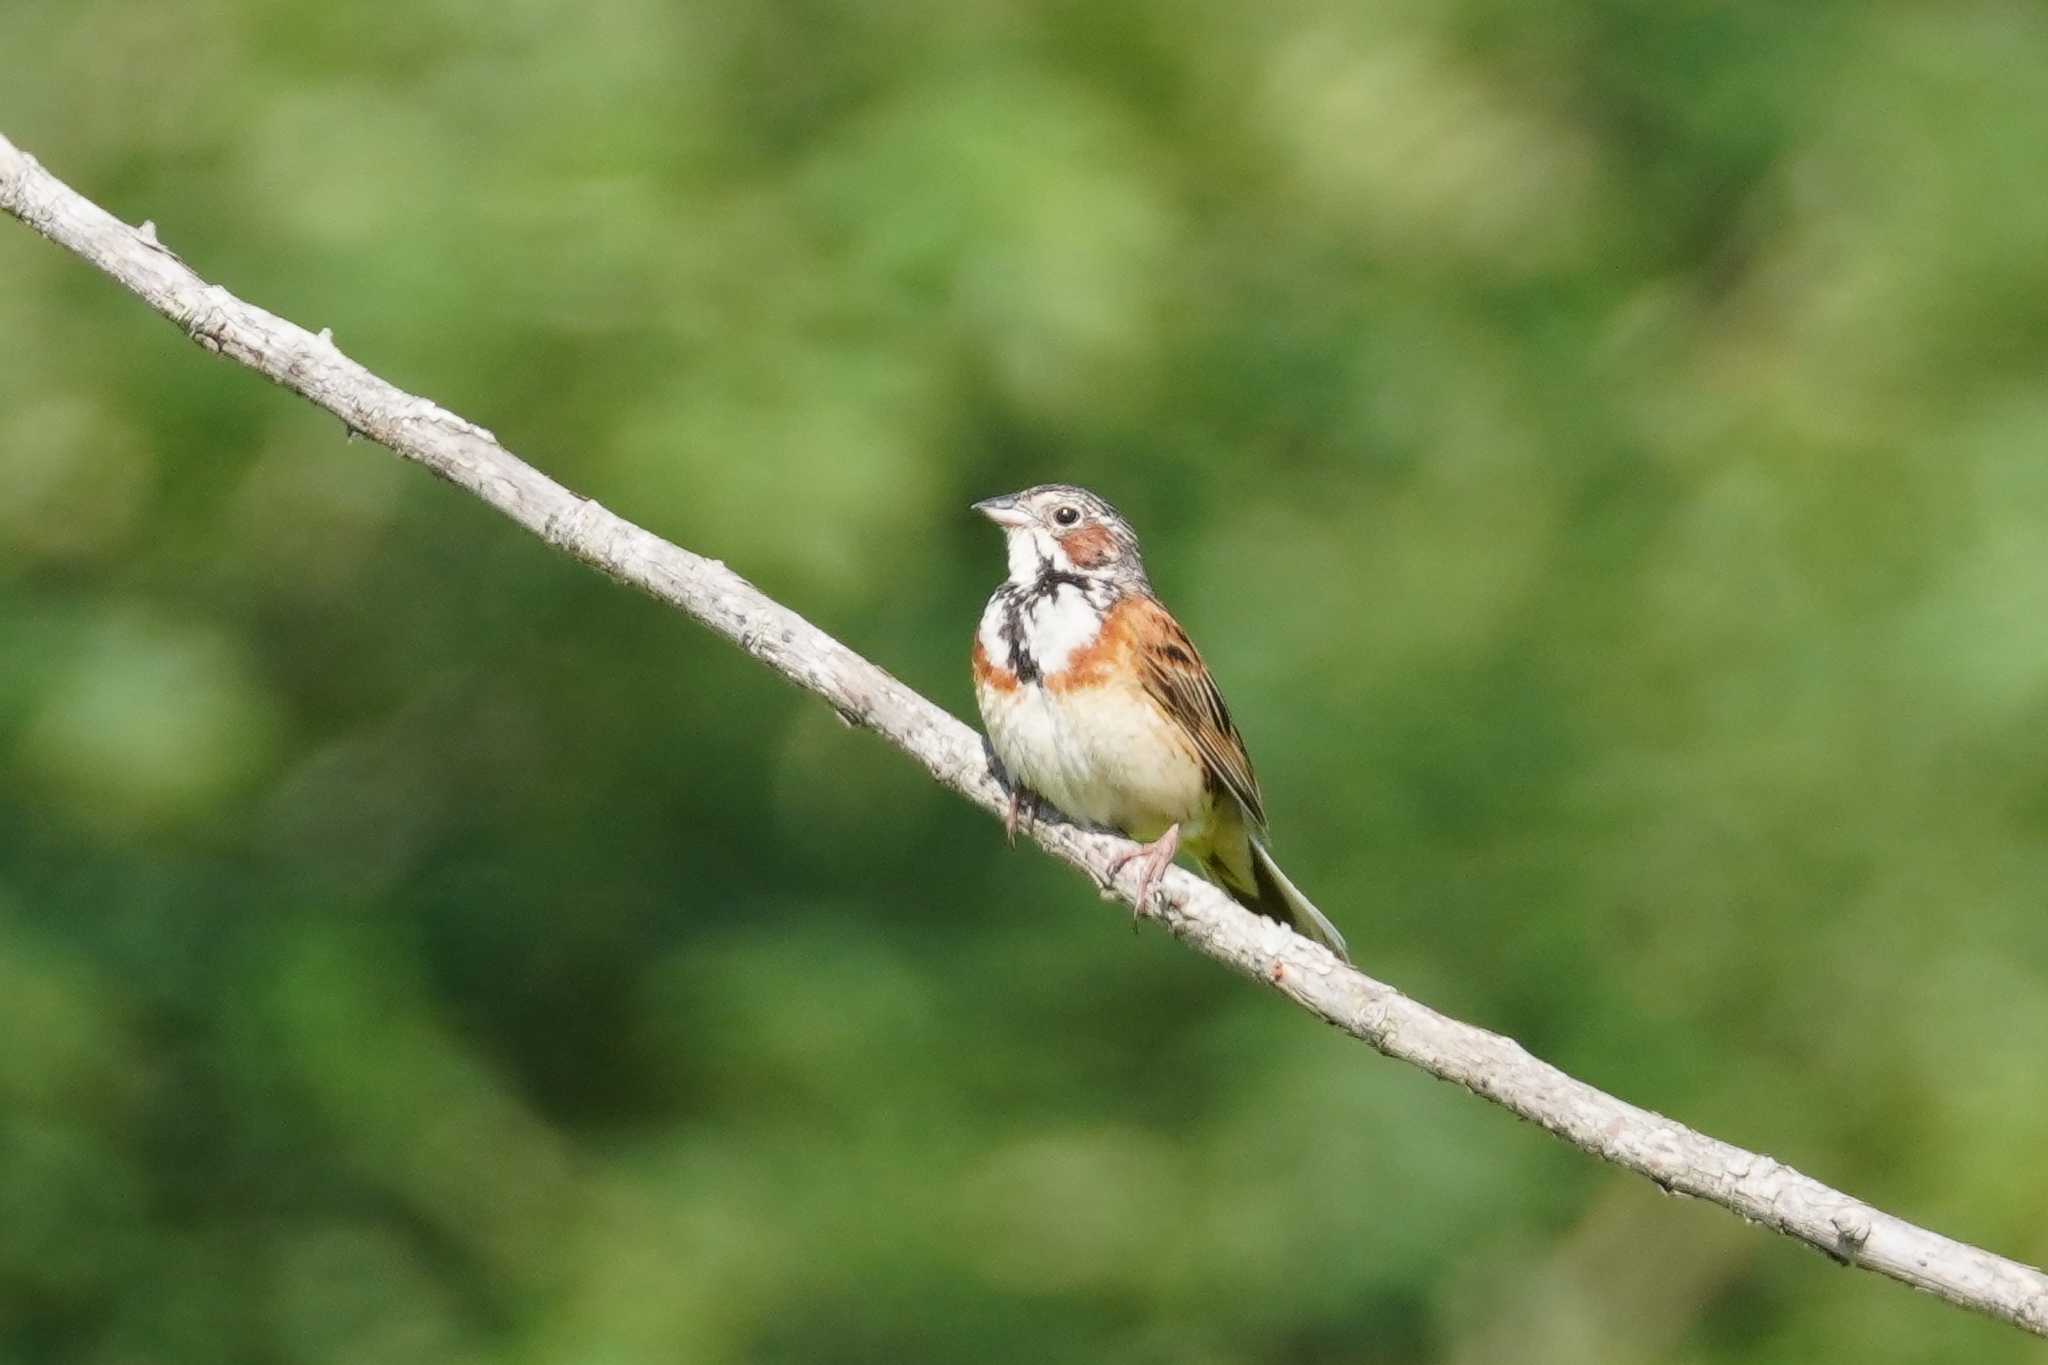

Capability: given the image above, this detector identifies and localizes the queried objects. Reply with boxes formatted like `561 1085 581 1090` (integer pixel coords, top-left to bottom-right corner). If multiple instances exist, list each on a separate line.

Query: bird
970 483 1349 961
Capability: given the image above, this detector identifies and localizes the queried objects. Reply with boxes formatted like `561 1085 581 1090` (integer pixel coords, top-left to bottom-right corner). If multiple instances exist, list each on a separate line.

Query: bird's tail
1243 839 1350 962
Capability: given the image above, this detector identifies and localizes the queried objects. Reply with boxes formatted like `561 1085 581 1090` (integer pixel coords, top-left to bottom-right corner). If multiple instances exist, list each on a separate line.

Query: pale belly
977 677 1213 843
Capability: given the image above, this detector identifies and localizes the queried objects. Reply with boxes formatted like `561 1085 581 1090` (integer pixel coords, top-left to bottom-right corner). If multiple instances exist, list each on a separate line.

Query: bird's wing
1126 594 1268 831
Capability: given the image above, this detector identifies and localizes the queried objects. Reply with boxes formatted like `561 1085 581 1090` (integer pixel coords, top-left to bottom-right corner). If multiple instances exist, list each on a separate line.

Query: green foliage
5 1 2048 1359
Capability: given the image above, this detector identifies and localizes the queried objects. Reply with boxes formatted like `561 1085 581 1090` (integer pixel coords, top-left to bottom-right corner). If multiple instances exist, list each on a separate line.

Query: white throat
1003 526 1066 584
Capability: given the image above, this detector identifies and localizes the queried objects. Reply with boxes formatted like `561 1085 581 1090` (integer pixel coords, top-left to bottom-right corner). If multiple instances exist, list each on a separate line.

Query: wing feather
1128 597 1268 831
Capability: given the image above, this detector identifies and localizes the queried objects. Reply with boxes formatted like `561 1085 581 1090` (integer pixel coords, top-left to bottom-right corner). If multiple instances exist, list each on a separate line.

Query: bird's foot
1107 823 1180 917
1003 789 1038 846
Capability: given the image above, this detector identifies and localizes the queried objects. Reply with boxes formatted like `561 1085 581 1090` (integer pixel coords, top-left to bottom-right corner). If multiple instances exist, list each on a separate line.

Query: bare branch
5 130 2044 1338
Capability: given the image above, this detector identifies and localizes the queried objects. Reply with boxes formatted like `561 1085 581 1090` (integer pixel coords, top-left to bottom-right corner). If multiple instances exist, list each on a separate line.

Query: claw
1107 823 1180 916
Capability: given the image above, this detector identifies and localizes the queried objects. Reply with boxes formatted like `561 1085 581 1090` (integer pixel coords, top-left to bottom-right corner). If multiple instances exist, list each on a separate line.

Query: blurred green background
5 1 2048 1361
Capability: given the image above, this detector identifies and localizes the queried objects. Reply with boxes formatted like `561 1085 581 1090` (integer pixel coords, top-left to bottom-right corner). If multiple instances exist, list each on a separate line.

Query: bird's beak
972 495 1032 529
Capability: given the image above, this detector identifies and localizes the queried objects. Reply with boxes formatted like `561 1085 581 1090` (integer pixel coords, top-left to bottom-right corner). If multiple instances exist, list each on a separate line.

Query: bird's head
972 484 1147 588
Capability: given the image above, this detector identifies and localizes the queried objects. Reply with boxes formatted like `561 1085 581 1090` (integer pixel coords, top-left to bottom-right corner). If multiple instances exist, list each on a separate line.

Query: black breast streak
1032 568 1095 600
998 589 1041 683
994 565 1117 684
1023 555 1104 620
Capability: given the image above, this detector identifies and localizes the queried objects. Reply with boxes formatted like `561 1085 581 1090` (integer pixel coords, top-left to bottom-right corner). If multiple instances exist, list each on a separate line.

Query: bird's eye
1053 505 1081 527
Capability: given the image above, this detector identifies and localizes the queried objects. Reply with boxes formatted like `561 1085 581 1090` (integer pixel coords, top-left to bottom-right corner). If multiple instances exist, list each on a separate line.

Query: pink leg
1107 823 1180 913
1004 789 1035 846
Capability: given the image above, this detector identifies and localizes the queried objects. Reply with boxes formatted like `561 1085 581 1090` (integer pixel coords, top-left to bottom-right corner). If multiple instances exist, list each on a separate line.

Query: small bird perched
971 484 1349 961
